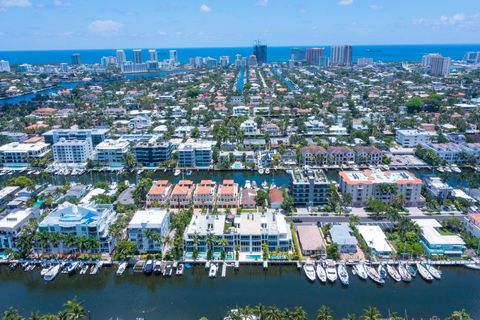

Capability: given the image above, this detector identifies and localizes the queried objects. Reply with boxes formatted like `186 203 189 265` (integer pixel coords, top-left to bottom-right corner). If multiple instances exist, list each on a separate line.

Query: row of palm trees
3 299 88 320
16 231 100 256
223 304 472 320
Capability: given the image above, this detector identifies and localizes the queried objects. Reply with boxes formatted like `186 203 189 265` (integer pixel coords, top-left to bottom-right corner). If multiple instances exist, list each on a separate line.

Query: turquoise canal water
1 265 479 319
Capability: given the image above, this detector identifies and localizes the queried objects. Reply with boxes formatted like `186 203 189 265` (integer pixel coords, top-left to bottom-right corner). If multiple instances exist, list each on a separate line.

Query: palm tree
316 305 333 320
361 306 382 320
217 238 229 259
77 235 90 254
2 308 23 320
387 312 404 320
63 233 78 254
343 314 357 320
447 309 472 320
291 306 308 320
63 299 87 320
206 232 217 252
254 304 265 320
263 306 282 320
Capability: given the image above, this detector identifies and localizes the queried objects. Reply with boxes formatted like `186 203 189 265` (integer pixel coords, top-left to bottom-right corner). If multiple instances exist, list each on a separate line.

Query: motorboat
444 166 452 173
174 169 181 176
209 263 218 278
386 264 402 282
416 263 433 281
244 180 251 189
337 264 349 286
406 264 417 277
424 264 441 280
185 170 193 176
79 264 89 275
144 260 154 275
398 264 412 282
40 265 53 277
437 167 445 173
367 265 385 285
176 263 184 276
316 263 327 283
44 264 61 281
324 260 337 283
377 263 387 279
258 168 264 175
465 263 480 270
153 260 163 275
353 263 368 280
451 164 461 173
303 262 316 282
116 262 128 276
205 260 211 269
265 168 270 175
163 264 173 277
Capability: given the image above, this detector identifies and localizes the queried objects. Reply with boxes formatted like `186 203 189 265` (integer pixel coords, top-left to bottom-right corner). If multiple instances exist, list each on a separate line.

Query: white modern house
240 120 258 135
0 142 50 168
395 129 433 148
127 209 170 253
357 225 392 258
0 208 39 251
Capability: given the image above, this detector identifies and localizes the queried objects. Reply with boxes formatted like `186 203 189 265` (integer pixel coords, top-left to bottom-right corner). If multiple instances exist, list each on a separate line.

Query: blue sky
0 0 479 50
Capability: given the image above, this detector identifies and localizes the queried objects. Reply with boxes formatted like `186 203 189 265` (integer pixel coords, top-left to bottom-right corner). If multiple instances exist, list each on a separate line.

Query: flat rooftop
413 219 465 246
339 169 421 185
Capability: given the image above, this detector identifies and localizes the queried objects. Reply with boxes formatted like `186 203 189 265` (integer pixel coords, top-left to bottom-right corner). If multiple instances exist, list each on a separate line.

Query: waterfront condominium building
0 208 39 251
146 180 173 207
253 42 267 64
177 139 214 168
169 50 178 62
193 180 217 208
148 49 158 62
291 48 306 62
339 169 424 207
330 45 352 66
94 139 130 167
37 202 117 253
134 138 173 166
127 209 170 253
395 129 433 148
183 212 292 258
133 49 143 64
305 48 326 66
71 53 81 66
288 169 330 207
170 180 195 208
422 53 451 76
116 49 126 65
0 142 50 168
414 219 465 256
423 143 480 164
0 60 11 72
43 128 110 147
217 180 239 208
464 51 480 64
52 139 93 164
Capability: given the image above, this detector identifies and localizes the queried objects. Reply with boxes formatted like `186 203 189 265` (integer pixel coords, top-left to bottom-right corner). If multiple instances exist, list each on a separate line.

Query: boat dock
221 263 227 277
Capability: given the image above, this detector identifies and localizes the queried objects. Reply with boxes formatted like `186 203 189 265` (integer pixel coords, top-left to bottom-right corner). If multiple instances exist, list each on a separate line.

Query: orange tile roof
222 180 234 185
195 186 213 195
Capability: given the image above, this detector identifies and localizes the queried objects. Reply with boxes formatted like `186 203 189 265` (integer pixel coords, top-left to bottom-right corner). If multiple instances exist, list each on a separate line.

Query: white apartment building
305 120 325 134
183 212 293 259
240 120 258 135
52 139 93 164
94 139 130 167
0 142 50 167
0 208 39 251
396 129 433 148
339 169 424 207
128 115 152 130
127 209 170 253
0 60 11 72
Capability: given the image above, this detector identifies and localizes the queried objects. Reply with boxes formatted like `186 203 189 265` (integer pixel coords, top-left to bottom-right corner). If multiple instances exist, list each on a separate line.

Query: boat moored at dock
337 264 349 286
303 262 316 282
209 263 218 278
386 264 402 282
316 263 327 283
416 263 433 281
324 260 337 283
44 264 61 282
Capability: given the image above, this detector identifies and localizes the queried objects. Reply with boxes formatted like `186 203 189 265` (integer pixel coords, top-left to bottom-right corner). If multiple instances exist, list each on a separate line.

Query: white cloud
199 4 211 13
256 0 268 6
88 20 123 34
0 0 31 8
440 13 465 25
338 0 353 6
158 31 168 36
369 4 382 10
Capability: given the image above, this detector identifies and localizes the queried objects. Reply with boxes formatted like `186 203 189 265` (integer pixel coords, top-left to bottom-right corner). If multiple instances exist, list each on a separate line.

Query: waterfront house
353 146 382 165
464 214 480 238
357 225 392 258
295 224 326 257
301 145 327 166
241 188 257 209
327 146 355 165
425 177 452 203
193 180 217 209
269 187 284 209
146 180 172 207
288 169 330 207
217 180 239 208
414 219 465 256
329 223 358 253
0 208 39 252
127 209 170 253
170 180 195 208
37 202 117 253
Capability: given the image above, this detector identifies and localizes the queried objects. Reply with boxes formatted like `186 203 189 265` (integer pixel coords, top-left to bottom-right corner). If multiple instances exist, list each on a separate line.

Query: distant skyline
0 0 479 50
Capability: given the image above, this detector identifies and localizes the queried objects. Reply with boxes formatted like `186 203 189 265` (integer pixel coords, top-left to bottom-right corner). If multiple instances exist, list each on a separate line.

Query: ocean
0 44 479 65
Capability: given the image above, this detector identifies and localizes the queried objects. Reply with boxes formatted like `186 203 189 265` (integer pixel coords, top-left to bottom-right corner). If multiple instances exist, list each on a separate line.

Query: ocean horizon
1 43 480 65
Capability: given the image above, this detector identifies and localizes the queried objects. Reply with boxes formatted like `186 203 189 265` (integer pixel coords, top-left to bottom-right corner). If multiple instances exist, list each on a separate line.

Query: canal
1 265 479 319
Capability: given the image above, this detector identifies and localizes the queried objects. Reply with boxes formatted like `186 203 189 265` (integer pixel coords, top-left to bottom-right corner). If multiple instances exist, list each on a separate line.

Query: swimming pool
246 254 262 260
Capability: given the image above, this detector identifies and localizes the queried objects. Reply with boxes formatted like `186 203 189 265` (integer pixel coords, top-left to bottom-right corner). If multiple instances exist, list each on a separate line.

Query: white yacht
386 264 402 282
44 264 61 281
316 263 327 283
416 263 433 281
209 263 218 278
337 264 349 286
324 260 337 283
116 262 128 276
303 262 316 282
353 263 368 280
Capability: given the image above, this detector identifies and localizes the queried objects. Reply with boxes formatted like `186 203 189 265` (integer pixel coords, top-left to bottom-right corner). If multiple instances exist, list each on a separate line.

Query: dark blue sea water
1 44 479 65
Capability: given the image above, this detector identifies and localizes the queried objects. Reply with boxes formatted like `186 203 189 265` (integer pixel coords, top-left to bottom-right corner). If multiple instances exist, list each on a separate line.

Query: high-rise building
0 60 11 72
248 54 258 66
464 51 480 64
429 55 451 77
253 41 267 64
133 49 143 64
357 57 374 67
422 53 441 67
220 56 230 67
305 48 326 66
116 49 126 65
148 49 158 62
71 53 81 66
330 45 352 66
169 50 178 62
101 56 117 67
291 48 306 62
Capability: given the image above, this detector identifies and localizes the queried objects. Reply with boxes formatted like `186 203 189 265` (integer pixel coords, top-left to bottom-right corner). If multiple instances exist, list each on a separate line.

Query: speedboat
303 262 316 282
90 261 102 275
176 263 184 276
174 169 181 176
451 164 461 173
398 264 412 282
144 260 154 275
209 263 218 278
40 265 53 277
337 264 349 286
354 263 368 280
153 260 163 275
44 264 61 281
367 265 385 285
163 264 173 277
444 166 452 173
465 263 480 270
324 260 337 283
185 170 193 176
424 264 441 280
406 264 417 277
386 264 402 282
437 167 445 173
416 263 433 281
79 264 89 275
258 168 264 175
244 180 251 189
116 262 128 276
316 263 327 283
377 263 387 279
265 168 270 175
